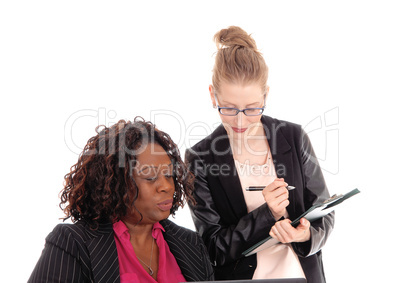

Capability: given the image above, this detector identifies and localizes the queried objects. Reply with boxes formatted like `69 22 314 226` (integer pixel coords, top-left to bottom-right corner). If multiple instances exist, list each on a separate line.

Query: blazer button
249 265 253 268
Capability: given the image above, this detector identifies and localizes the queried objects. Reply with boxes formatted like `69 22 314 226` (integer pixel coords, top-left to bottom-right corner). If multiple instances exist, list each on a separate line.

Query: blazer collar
160 219 212 281
83 222 120 283
260 115 291 155
212 125 248 219
261 116 296 217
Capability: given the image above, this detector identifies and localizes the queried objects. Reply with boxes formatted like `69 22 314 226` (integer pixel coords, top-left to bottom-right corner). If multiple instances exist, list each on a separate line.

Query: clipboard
242 188 360 257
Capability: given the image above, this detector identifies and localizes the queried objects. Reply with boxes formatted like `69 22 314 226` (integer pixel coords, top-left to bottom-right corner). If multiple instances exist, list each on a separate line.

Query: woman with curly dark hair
29 118 214 283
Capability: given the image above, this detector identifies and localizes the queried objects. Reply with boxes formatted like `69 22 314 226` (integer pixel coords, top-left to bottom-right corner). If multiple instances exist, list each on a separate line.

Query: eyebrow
138 163 173 173
221 100 261 108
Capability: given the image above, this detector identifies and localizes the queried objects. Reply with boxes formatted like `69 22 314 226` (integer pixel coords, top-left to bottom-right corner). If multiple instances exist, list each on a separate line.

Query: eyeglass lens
219 108 263 116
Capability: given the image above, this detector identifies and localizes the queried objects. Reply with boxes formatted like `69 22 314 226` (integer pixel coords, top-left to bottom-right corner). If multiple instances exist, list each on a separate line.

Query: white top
234 152 305 279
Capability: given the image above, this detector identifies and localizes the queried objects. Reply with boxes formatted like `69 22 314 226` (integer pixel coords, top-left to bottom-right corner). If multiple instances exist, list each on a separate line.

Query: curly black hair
60 117 195 229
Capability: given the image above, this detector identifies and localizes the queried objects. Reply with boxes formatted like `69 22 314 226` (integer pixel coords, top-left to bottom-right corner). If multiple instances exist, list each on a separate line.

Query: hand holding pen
255 178 291 221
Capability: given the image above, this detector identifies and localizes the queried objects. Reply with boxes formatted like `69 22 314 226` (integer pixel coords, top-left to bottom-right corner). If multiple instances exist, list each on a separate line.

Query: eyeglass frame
213 93 267 116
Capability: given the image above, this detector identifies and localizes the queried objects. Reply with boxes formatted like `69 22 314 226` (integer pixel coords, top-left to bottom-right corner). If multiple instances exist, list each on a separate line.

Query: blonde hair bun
212 26 268 93
213 26 258 52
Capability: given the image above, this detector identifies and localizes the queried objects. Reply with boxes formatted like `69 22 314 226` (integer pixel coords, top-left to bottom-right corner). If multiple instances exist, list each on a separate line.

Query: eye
145 176 158 181
163 171 174 178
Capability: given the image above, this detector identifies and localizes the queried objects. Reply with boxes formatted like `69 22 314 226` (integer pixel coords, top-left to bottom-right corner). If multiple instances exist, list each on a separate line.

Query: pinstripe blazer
28 219 214 282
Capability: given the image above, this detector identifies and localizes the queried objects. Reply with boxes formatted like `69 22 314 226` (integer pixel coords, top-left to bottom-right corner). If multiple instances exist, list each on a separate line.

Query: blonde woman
186 26 334 283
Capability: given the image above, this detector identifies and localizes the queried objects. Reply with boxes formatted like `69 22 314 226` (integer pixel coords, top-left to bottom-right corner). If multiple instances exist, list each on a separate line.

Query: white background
1 1 401 282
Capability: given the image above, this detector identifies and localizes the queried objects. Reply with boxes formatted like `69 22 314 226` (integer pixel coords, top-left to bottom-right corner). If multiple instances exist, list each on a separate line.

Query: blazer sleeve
186 149 277 267
291 128 335 257
28 224 88 283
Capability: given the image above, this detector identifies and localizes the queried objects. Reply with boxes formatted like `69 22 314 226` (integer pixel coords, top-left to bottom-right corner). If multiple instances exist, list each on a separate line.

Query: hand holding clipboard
242 188 361 257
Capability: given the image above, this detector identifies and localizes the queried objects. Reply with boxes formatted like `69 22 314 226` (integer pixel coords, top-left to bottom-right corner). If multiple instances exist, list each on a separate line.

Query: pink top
113 220 187 283
234 152 305 279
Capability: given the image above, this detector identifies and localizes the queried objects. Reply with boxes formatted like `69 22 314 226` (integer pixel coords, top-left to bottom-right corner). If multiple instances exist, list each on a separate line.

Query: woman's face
125 143 175 225
210 82 268 138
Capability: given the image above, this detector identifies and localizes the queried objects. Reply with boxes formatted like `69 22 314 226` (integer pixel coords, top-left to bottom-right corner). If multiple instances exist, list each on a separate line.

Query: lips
232 127 247 133
157 199 173 211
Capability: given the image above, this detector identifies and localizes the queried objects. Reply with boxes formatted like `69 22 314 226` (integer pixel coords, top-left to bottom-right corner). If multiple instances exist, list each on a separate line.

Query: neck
122 219 159 279
122 219 154 243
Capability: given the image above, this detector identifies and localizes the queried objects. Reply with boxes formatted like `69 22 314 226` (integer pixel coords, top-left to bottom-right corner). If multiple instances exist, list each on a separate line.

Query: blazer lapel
211 117 298 219
262 116 296 218
85 223 120 283
160 220 211 281
212 125 248 219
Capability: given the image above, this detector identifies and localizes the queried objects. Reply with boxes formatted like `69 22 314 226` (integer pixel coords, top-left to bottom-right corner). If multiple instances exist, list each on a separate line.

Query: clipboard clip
323 194 342 204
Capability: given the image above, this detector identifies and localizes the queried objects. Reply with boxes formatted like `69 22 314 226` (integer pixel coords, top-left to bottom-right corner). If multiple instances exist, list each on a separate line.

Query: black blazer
185 115 335 283
29 219 214 282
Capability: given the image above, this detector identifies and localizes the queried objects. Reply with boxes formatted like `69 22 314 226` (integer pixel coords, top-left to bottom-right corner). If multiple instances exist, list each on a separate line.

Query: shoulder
261 115 307 150
161 219 199 241
261 115 303 137
46 220 113 247
160 219 208 262
40 222 87 260
160 220 209 262
46 221 84 242
160 219 205 248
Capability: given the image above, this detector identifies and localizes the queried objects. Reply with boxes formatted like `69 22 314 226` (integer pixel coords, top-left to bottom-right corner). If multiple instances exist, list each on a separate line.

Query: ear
209 85 217 108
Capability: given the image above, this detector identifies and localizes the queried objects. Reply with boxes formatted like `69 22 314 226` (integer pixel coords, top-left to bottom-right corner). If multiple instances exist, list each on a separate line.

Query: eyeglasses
214 93 266 116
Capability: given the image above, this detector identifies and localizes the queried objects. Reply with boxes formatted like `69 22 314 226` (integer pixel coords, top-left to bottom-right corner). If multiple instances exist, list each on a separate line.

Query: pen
245 185 296 191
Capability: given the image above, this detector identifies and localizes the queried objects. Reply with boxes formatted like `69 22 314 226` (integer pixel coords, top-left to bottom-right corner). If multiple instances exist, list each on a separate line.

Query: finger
279 187 289 199
276 221 292 243
282 219 312 242
269 228 278 240
263 187 287 202
276 223 291 243
276 199 290 211
272 193 290 207
300 218 310 228
268 186 289 199
291 219 310 242
270 225 281 240
268 192 289 211
264 179 288 192
278 219 293 231
297 218 311 231
276 186 289 196
274 180 288 190
271 226 285 243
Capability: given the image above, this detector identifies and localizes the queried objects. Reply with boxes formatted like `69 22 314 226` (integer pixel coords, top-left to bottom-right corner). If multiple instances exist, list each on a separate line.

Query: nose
158 175 174 194
235 111 244 126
